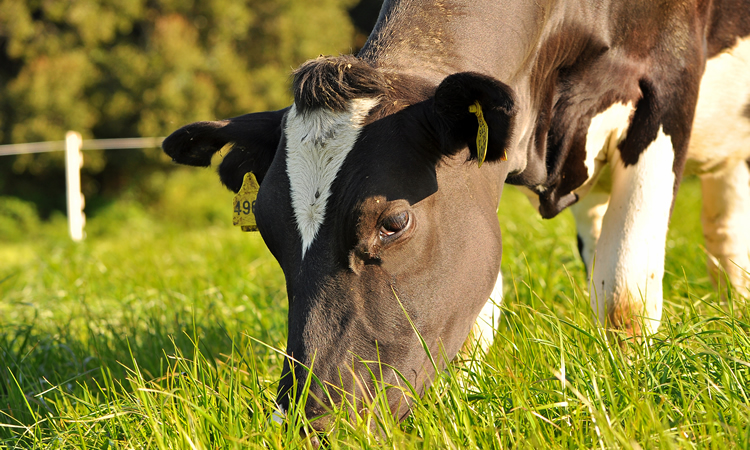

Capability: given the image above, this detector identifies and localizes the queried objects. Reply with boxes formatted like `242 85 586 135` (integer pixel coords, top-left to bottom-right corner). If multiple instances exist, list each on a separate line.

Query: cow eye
379 211 410 240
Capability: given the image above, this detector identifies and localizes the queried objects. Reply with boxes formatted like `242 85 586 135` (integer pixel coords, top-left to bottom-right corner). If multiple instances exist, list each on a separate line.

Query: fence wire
0 137 164 156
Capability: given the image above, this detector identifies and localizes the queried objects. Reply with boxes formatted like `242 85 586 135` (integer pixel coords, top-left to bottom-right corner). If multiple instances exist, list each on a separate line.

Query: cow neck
358 0 556 85
357 0 589 179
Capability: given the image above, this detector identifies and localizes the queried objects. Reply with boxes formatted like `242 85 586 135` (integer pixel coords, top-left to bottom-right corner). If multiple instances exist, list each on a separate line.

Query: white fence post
65 131 85 241
1 134 164 241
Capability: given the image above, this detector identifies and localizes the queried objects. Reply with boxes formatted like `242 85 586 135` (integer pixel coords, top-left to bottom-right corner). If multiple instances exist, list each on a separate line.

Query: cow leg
590 131 676 336
570 173 611 277
470 269 503 353
700 160 750 297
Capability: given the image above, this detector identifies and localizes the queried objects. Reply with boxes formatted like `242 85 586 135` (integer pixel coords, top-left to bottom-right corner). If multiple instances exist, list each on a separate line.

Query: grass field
1 168 749 449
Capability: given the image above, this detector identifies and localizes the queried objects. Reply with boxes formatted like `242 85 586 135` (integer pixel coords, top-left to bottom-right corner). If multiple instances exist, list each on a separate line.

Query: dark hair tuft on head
293 55 386 113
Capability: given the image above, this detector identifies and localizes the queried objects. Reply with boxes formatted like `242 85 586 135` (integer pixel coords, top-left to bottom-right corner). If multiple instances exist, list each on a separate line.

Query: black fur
293 55 387 113
162 108 288 191
162 119 232 167
432 72 517 163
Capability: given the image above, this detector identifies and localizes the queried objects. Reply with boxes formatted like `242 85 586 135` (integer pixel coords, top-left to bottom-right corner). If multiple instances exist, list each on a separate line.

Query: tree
0 0 359 216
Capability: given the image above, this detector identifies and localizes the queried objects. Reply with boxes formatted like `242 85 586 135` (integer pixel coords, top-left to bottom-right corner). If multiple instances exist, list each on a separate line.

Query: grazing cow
163 0 750 427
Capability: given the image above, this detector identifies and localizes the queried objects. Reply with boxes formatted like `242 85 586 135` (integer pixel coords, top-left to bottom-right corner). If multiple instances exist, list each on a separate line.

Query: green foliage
1 176 749 448
85 167 234 237
0 0 359 215
0 196 40 242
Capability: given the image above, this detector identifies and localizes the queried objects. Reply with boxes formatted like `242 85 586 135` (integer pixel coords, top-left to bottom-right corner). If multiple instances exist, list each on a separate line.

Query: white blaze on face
285 98 379 258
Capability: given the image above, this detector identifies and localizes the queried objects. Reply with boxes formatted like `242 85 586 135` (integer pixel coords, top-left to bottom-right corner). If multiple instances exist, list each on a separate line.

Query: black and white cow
163 0 750 427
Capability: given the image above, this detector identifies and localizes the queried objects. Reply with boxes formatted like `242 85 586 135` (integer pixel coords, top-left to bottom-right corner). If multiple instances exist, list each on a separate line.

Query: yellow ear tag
468 101 489 167
468 101 507 166
232 172 260 232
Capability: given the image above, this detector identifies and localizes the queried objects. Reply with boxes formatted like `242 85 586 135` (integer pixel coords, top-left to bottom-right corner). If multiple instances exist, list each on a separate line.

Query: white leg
591 129 676 336
470 269 503 353
700 161 750 297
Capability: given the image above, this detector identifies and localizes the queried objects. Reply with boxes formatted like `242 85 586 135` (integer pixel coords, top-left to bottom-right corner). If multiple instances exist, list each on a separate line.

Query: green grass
1 169 749 448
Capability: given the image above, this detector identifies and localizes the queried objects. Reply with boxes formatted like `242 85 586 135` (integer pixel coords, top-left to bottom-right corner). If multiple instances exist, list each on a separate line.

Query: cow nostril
299 427 329 448
305 406 331 428
300 415 331 448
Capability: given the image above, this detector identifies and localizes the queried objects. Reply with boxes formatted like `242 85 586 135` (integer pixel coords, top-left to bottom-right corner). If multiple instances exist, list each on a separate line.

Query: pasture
1 168 749 449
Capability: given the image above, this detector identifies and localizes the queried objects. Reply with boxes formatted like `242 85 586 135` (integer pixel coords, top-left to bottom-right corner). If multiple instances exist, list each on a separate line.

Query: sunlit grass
1 172 748 448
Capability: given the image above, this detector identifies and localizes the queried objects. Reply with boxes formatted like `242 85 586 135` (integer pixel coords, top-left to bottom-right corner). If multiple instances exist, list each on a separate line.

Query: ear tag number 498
232 173 260 232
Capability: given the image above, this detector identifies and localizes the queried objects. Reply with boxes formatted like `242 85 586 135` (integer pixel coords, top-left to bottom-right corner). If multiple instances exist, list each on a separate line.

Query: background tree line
0 0 382 220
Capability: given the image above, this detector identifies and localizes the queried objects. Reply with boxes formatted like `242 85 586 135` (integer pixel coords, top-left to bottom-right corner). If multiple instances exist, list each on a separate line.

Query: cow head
163 55 517 427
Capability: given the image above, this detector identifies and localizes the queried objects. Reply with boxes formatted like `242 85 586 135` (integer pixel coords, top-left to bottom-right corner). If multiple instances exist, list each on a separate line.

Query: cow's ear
432 72 517 164
162 107 288 191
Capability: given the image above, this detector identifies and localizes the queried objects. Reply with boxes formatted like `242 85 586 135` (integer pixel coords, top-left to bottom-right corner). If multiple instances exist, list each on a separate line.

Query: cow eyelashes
379 211 411 242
